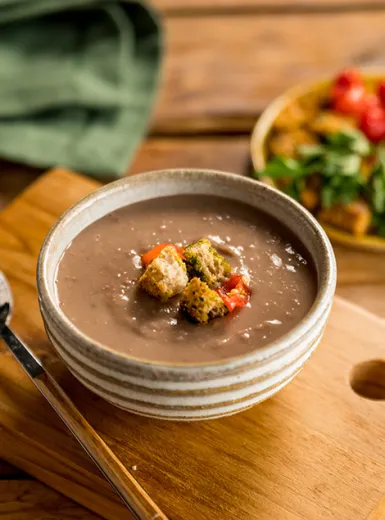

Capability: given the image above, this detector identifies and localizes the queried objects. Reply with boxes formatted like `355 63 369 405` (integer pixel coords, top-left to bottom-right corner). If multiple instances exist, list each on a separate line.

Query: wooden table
1 0 385 517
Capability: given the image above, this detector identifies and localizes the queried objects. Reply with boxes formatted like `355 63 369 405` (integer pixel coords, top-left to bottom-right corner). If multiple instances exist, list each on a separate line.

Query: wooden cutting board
1 168 385 520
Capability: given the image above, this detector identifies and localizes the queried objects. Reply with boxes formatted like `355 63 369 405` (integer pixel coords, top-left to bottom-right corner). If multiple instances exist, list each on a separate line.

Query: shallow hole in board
350 360 385 401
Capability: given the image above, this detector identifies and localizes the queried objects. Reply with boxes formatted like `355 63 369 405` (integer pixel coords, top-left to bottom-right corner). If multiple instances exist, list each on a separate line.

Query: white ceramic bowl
37 169 336 421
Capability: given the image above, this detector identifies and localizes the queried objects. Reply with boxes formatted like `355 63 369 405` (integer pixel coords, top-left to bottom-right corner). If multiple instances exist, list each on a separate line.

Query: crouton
181 278 228 324
319 200 372 236
361 156 376 180
300 188 319 211
300 175 321 211
269 129 317 159
139 246 188 301
273 101 310 131
310 111 355 136
184 238 231 288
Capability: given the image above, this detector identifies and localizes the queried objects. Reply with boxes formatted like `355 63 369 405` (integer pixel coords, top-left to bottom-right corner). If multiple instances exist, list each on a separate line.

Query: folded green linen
0 0 162 178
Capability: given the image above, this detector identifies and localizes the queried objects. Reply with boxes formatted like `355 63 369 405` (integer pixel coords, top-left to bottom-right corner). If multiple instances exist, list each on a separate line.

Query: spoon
0 271 167 520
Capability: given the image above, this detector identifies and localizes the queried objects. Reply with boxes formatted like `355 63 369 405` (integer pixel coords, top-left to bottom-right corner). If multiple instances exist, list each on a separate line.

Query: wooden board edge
334 296 385 326
0 421 127 520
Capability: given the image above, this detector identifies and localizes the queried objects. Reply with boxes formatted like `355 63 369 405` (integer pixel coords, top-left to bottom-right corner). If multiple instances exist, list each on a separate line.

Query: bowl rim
250 71 385 251
37 168 336 370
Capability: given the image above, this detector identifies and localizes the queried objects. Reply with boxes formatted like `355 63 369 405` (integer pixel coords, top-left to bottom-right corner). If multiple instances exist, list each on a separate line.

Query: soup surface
56 195 317 363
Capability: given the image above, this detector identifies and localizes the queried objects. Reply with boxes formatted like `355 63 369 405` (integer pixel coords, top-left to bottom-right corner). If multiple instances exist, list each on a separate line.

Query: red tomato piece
332 84 367 116
361 93 381 112
359 106 385 143
142 243 185 268
334 68 363 90
331 68 363 101
378 82 385 107
217 274 251 312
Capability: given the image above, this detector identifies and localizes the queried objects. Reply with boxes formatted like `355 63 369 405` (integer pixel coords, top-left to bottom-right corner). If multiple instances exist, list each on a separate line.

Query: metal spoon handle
1 325 167 520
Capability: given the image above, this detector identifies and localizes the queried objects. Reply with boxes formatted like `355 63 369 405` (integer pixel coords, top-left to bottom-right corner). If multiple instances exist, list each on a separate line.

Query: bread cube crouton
300 175 321 211
139 246 188 301
269 129 317 159
300 188 319 211
309 111 356 136
361 156 376 180
184 238 231 288
273 101 310 131
181 278 228 324
319 200 372 237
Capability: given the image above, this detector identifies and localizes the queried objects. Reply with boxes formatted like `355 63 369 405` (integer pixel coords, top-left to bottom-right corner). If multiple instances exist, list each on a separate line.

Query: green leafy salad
254 129 385 237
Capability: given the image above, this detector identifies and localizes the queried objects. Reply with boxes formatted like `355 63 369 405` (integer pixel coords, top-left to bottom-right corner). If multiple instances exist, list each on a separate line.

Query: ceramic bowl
251 73 385 252
37 169 336 421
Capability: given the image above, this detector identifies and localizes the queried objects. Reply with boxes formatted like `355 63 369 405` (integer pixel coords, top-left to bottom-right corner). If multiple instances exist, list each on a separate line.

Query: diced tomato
359 106 385 143
334 68 363 90
141 243 185 268
378 82 385 107
331 69 363 101
332 84 368 116
362 93 381 112
217 274 251 312
330 69 374 117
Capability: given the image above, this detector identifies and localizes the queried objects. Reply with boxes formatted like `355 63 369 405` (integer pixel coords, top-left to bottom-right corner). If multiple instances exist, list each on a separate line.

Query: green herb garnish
256 129 369 209
254 128 385 236
373 214 385 237
369 147 385 213
282 178 306 202
260 156 304 179
321 174 363 209
326 128 372 156
365 147 385 235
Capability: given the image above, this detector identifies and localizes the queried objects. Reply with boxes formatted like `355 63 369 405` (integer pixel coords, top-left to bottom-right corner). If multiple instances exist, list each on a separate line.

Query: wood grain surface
152 0 385 12
1 169 385 520
1 0 385 515
130 136 250 176
368 496 385 520
0 461 30 480
0 480 102 519
154 10 385 134
29 369 168 520
0 161 41 211
337 285 385 319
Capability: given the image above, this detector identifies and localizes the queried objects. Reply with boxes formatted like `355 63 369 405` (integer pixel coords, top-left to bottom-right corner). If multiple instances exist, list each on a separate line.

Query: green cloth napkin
0 0 162 178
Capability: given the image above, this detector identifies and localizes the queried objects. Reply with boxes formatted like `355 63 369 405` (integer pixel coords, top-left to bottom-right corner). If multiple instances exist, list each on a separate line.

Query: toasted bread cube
300 175 321 211
273 101 310 131
139 246 188 301
181 278 228 324
319 200 372 237
310 111 356 136
300 188 319 211
184 238 231 288
273 93 321 131
269 129 317 159
361 156 376 180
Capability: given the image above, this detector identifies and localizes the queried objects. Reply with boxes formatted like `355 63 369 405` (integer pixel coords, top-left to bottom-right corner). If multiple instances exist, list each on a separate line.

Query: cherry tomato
331 68 363 100
334 68 363 89
361 93 381 112
217 274 251 312
378 81 385 107
359 106 385 143
142 243 185 268
332 84 367 116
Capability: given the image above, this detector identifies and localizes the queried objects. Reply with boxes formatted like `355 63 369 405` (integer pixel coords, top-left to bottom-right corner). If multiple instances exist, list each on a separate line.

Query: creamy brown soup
56 195 317 363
